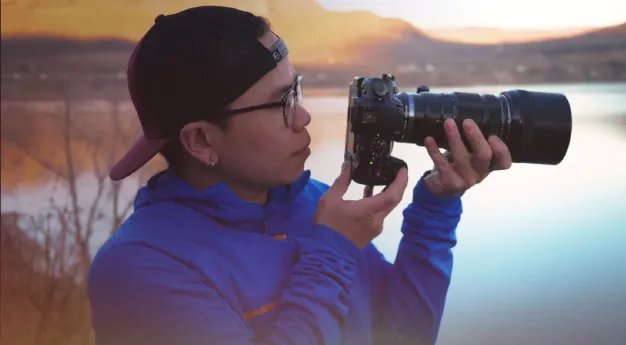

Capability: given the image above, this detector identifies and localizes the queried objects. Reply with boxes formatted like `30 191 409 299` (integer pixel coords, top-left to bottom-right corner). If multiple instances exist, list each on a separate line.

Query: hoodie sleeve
365 176 461 345
88 227 359 345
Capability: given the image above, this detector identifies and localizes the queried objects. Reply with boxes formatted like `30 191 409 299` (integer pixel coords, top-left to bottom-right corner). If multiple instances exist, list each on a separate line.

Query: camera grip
351 155 407 187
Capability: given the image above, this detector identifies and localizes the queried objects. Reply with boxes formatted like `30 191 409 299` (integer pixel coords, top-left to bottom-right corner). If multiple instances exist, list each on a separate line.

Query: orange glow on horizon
0 0 377 66
0 0 608 64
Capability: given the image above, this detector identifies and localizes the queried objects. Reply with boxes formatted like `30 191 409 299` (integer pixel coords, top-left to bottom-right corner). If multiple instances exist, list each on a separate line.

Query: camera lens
397 89 572 165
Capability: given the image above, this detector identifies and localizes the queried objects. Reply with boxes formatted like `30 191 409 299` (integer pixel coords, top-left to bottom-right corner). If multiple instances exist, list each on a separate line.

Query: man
88 6 512 345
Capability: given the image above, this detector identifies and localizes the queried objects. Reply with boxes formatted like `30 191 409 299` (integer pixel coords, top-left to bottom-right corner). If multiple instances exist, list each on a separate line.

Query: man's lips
293 141 311 155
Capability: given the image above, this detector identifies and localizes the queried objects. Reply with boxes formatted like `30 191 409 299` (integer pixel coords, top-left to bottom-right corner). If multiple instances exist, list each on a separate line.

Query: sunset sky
317 0 626 29
1 0 623 48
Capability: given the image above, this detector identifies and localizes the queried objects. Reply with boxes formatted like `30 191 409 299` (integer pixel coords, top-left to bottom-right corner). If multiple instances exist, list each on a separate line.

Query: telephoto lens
397 89 572 165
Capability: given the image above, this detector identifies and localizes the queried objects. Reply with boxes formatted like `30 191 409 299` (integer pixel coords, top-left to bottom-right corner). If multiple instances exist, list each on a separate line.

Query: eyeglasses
222 76 303 128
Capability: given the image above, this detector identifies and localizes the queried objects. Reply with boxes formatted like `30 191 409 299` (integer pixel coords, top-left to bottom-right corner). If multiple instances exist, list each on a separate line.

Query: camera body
344 73 573 187
344 74 413 187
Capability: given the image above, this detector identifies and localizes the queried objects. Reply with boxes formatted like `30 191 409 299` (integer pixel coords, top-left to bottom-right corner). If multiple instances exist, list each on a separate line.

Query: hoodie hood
133 169 313 234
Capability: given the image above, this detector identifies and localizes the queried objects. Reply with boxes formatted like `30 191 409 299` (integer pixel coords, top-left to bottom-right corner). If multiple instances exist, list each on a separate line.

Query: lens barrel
397 89 572 165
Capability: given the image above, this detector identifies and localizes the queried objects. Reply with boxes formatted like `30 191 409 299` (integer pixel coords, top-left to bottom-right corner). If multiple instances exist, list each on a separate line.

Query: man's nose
291 104 311 132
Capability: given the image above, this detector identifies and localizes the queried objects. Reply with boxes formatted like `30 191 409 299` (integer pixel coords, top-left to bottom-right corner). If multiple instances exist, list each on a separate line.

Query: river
2 81 625 345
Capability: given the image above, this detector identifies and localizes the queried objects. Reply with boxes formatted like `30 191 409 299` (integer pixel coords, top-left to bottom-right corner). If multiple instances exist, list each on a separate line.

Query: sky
316 0 626 29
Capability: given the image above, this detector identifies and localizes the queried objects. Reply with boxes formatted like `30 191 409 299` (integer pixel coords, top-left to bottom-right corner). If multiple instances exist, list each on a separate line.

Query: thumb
326 161 352 200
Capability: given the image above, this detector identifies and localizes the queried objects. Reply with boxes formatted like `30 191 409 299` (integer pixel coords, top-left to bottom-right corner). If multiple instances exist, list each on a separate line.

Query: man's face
209 31 312 188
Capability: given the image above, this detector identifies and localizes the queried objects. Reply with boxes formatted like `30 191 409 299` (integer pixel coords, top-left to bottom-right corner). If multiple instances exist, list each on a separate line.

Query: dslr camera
344 74 573 187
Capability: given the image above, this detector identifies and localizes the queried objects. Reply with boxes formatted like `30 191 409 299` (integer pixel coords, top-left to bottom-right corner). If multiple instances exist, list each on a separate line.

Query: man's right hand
314 161 409 248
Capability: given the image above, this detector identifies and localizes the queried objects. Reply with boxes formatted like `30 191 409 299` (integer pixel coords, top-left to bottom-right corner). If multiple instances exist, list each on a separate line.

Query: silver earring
206 157 217 166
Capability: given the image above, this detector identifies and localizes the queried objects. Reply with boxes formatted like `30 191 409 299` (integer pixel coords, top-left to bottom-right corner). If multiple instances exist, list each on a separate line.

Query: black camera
344 74 573 187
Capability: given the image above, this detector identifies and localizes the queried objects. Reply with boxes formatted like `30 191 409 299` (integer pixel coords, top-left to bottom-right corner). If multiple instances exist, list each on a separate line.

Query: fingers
444 119 474 179
425 136 453 173
463 120 493 174
325 161 352 200
488 136 512 170
363 186 374 198
364 168 409 213
383 167 409 202
424 136 466 191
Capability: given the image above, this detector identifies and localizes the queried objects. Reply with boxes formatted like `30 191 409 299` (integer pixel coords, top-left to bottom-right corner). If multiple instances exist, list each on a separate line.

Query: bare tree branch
120 195 135 223
1 77 141 345
9 144 69 180
106 97 141 234
85 142 106 249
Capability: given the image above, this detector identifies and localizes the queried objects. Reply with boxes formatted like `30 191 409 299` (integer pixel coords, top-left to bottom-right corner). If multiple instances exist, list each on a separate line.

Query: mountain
346 21 626 86
1 0 625 90
425 27 592 44
0 0 421 66
500 23 626 54
1 36 135 58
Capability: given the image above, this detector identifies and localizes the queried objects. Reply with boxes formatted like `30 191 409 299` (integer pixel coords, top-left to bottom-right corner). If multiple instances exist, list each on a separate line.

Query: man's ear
179 121 219 165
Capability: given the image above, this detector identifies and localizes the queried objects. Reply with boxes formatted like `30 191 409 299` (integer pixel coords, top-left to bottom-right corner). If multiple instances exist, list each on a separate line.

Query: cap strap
269 37 289 63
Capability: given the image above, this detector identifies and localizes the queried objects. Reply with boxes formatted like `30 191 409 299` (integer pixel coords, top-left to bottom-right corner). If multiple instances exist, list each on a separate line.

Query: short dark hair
157 14 273 168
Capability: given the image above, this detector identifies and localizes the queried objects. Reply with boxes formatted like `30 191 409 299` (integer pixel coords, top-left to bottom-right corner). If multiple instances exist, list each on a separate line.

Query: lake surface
2 82 626 345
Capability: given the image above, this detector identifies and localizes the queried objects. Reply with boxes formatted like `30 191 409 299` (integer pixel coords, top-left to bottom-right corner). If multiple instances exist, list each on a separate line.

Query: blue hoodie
88 169 461 345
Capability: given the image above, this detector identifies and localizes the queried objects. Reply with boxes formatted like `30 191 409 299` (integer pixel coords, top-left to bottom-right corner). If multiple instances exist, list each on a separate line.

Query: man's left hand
423 119 513 198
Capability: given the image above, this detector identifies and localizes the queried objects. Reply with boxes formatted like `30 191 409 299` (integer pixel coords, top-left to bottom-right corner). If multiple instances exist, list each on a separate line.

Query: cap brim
109 136 170 181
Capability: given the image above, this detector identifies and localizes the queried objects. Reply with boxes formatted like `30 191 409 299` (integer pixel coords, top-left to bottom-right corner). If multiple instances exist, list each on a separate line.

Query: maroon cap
108 6 290 181
109 34 171 181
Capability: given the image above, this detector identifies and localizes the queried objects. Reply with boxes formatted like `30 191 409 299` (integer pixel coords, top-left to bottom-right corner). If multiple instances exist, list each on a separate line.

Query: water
308 82 626 345
2 82 626 345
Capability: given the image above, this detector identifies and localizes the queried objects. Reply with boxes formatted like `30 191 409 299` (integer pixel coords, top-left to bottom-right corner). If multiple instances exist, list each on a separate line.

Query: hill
1 0 625 90
0 0 422 66
0 36 135 59
501 23 626 55
425 27 592 44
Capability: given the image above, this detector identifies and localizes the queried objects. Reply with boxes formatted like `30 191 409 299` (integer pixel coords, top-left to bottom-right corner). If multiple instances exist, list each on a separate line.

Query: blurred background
1 1 625 345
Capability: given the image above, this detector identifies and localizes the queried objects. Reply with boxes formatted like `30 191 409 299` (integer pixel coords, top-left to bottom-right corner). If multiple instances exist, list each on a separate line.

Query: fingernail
463 120 473 133
445 120 456 132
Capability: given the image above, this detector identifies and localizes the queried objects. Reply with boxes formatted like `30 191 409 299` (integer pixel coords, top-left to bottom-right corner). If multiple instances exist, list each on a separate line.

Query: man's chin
279 167 307 187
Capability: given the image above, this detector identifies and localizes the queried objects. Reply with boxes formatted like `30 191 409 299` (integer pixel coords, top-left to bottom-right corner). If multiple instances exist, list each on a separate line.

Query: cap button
154 14 165 24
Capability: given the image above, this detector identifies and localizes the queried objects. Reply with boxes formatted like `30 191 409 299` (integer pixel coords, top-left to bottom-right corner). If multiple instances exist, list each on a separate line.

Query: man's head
110 6 311 193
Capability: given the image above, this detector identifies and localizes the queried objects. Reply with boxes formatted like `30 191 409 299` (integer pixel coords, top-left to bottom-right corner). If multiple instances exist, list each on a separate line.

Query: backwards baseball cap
109 6 289 181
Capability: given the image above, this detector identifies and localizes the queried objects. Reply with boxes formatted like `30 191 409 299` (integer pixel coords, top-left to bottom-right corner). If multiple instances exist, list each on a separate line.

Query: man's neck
171 166 269 205
223 180 269 205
